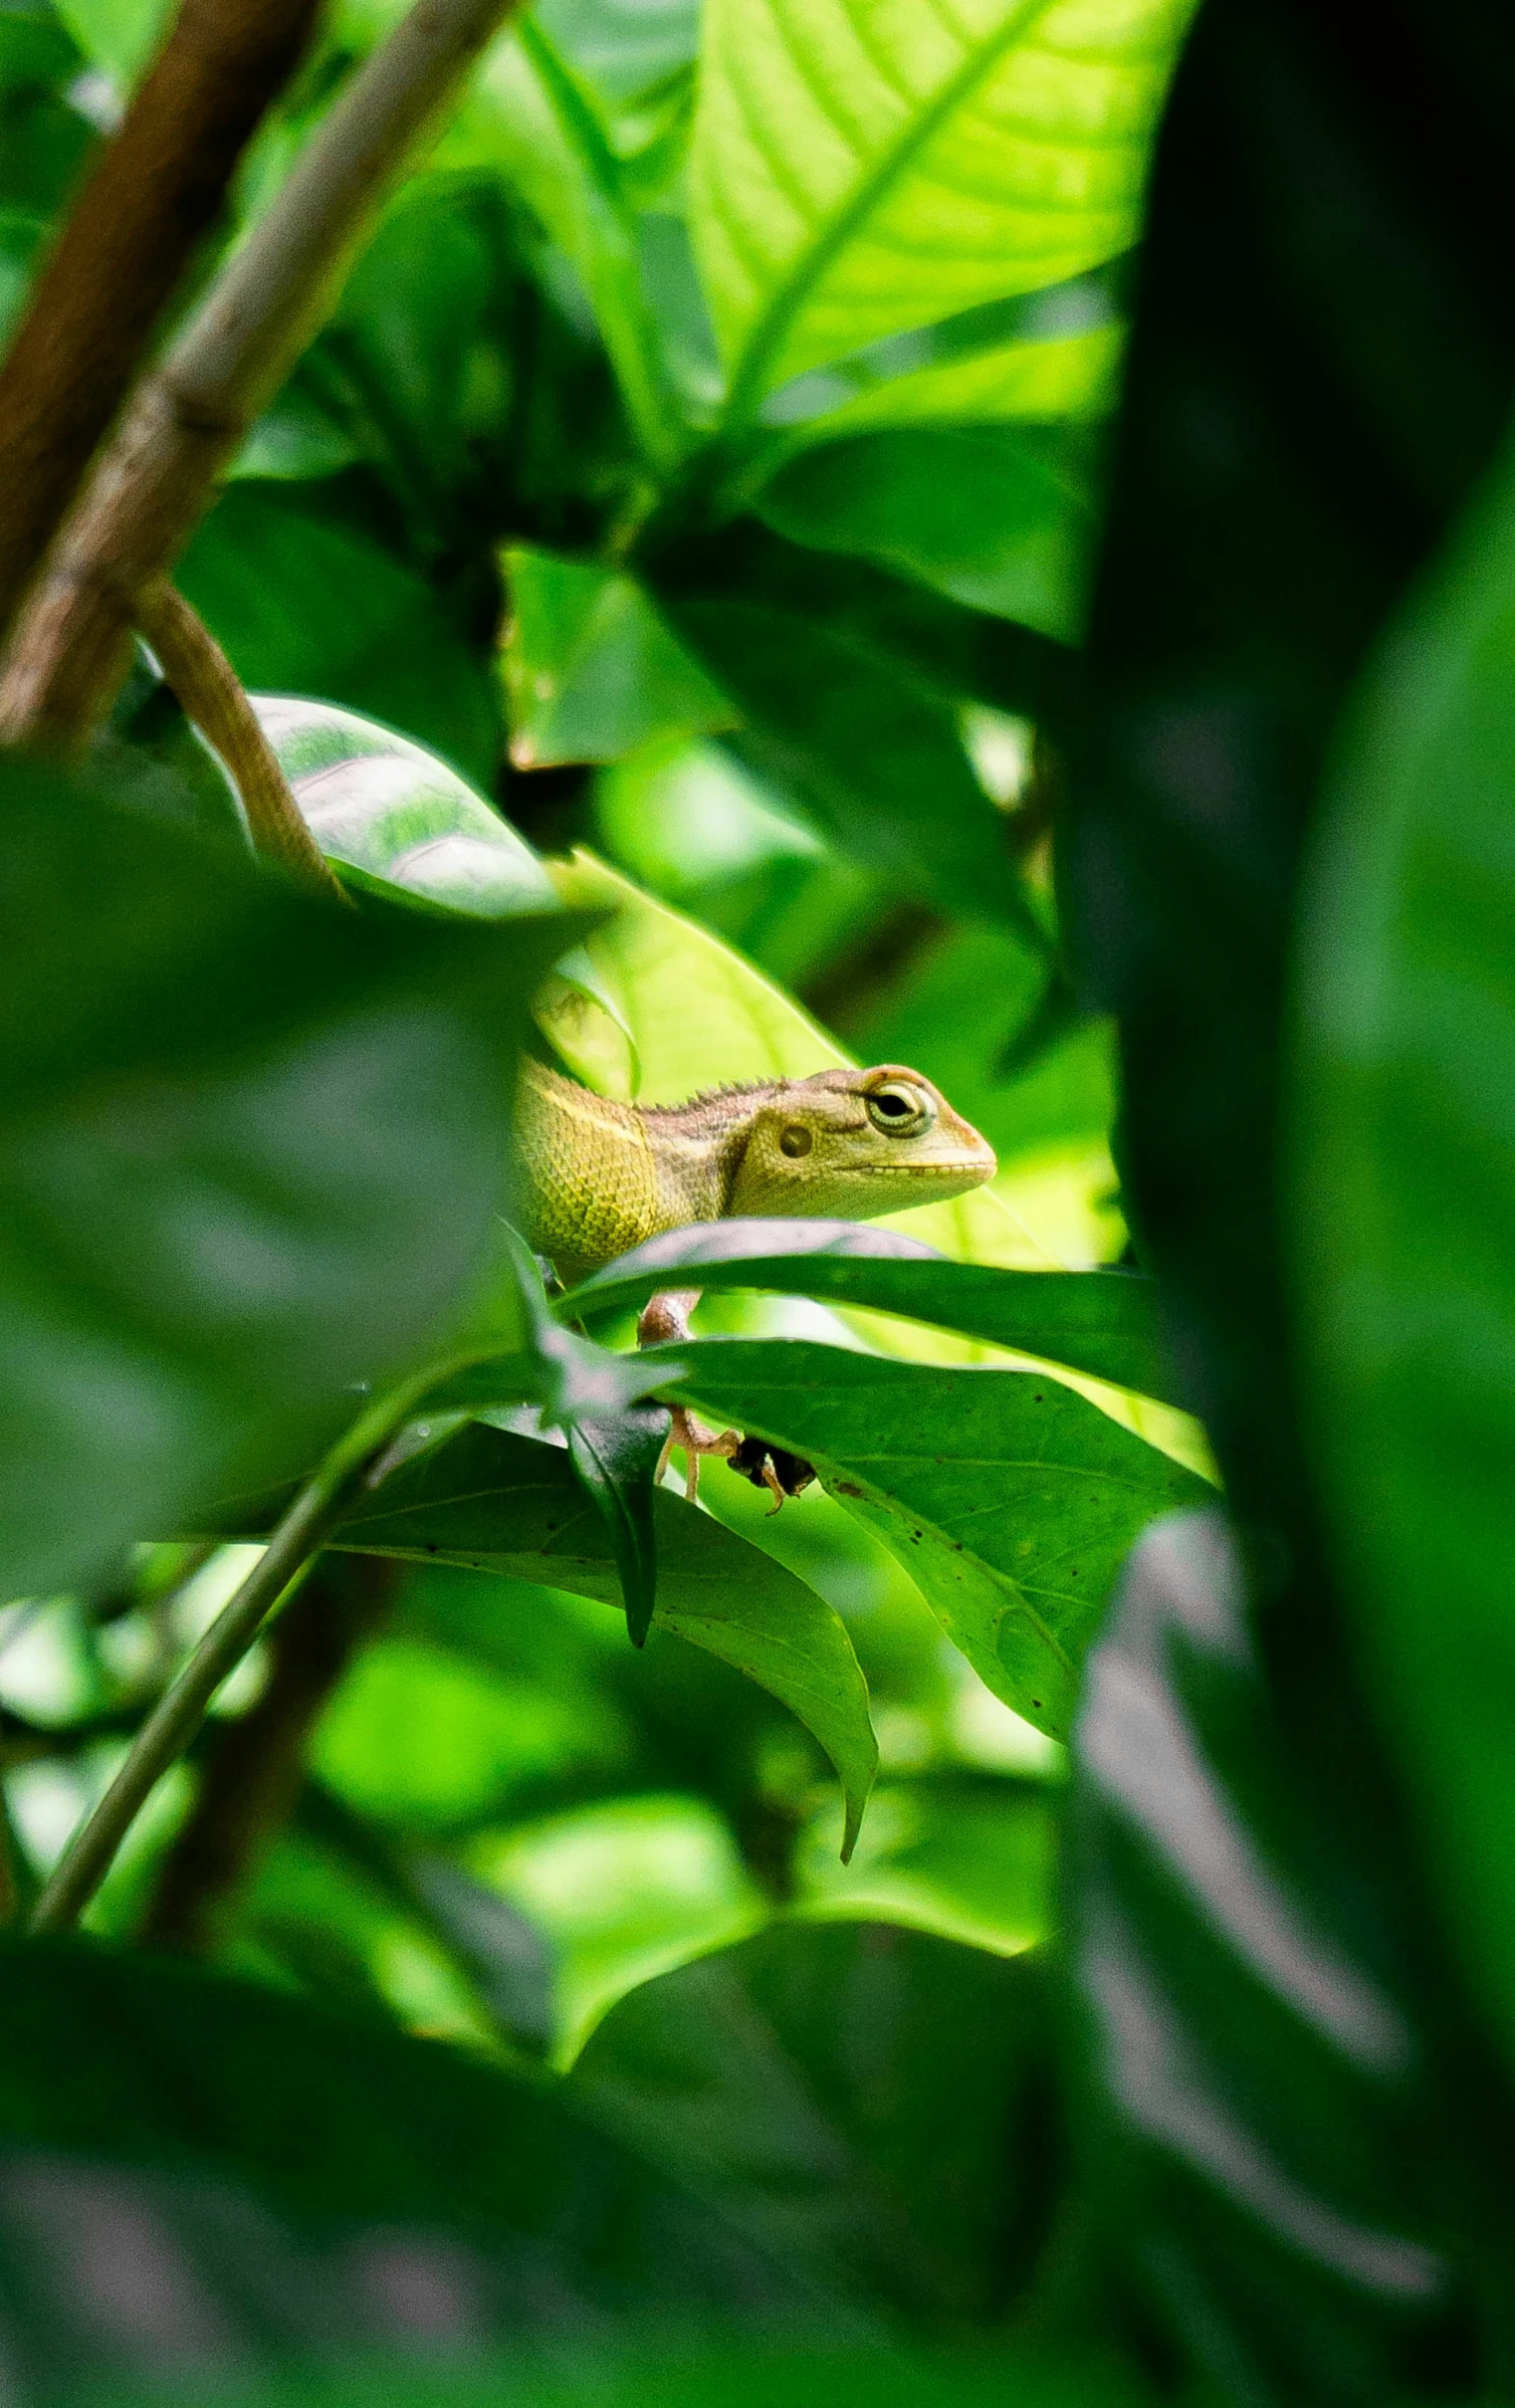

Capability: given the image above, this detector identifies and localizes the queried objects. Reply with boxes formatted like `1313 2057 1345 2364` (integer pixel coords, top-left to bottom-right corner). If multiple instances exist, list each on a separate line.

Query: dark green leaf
558 1219 1178 1404
754 426 1100 642
567 1405 670 1648
0 1934 840 2392
655 1339 1211 1736
178 483 501 787
0 755 570 1597
209 1418 877 1854
1294 428 1515 2067
571 1919 1056 2325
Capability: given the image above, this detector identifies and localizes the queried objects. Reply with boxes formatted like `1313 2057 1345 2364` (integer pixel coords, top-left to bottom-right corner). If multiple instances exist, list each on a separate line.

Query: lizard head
728 1063 996 1219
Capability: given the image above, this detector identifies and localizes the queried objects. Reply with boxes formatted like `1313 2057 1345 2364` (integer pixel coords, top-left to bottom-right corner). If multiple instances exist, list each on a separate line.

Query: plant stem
0 0 526 756
30 1389 416 1935
0 0 321 656
141 1553 399 1952
133 579 348 902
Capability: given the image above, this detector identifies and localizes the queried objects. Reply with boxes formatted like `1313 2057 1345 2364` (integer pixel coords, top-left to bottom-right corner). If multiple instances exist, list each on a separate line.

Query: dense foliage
1 0 1514 2399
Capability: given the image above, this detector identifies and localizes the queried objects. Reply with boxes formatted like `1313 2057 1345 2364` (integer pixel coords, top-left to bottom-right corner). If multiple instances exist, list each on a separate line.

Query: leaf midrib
718 0 1063 426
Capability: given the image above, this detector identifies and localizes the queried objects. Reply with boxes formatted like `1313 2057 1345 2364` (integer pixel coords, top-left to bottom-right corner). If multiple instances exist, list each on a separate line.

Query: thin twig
134 579 348 901
0 0 320 654
0 0 526 756
29 1386 420 1934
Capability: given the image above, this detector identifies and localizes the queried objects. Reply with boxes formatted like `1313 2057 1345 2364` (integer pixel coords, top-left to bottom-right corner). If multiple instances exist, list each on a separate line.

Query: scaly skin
516 1055 997 1286
516 1054 997 1507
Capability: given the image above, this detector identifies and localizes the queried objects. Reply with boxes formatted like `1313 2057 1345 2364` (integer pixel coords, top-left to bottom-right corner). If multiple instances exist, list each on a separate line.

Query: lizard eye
865 1080 935 1138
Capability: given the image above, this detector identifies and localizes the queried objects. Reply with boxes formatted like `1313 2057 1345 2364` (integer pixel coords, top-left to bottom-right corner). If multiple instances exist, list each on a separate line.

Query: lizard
516 1053 997 1506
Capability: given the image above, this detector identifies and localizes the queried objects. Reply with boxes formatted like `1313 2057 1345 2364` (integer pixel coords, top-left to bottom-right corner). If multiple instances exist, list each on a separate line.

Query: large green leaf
691 0 1196 415
571 1918 1055 2324
214 1418 877 1855
558 1219 1179 1404
0 758 568 1599
0 1935 838 2395
1293 429 1515 2072
655 1338 1210 1735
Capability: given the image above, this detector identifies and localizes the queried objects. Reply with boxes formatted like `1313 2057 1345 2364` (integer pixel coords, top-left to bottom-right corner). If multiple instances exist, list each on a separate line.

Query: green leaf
754 424 1100 640
566 1405 670 1647
51 0 163 85
213 1418 878 1855
178 483 501 788
558 1219 1179 1404
646 527 1065 937
691 0 1196 415
793 1779 1054 1957
570 1918 1056 2322
251 694 559 917
429 22 681 463
0 1934 836 2379
504 546 736 768
655 1338 1212 1735
1293 429 1515 2073
0 757 569 1598
756 321 1124 460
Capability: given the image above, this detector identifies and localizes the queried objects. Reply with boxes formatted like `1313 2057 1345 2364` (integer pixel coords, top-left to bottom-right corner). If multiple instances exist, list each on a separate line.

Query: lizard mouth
852 1155 994 1177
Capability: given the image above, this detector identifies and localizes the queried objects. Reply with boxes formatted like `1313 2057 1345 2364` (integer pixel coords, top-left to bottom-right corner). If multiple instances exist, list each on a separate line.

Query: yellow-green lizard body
517 1054 996 1286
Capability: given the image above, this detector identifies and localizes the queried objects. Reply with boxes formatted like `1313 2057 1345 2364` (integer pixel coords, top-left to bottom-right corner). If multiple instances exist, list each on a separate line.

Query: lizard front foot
659 1406 741 1502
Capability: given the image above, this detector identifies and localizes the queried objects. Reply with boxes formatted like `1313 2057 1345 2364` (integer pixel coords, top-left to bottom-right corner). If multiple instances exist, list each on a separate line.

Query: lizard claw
662 1406 740 1501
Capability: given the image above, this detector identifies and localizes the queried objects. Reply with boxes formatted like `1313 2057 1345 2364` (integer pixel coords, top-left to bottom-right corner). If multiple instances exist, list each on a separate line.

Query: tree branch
0 0 526 756
133 579 348 900
0 0 321 654
141 1553 398 1953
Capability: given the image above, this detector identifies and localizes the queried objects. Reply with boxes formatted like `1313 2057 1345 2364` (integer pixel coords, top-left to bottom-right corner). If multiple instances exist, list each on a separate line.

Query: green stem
30 1385 417 1935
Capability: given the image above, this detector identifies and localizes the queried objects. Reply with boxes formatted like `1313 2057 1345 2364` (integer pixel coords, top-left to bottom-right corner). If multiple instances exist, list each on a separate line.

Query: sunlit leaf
691 0 1196 413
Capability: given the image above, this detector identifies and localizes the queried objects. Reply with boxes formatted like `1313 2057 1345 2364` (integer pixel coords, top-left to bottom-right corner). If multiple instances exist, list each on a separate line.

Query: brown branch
0 0 526 757
133 579 348 901
0 0 321 655
141 1553 399 1955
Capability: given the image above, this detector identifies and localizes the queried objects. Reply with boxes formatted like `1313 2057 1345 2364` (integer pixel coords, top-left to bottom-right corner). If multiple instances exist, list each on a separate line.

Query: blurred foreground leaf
0 760 568 1597
571 1920 1056 2325
1294 428 1515 2072
1068 1512 1462 2399
0 1935 847 2397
